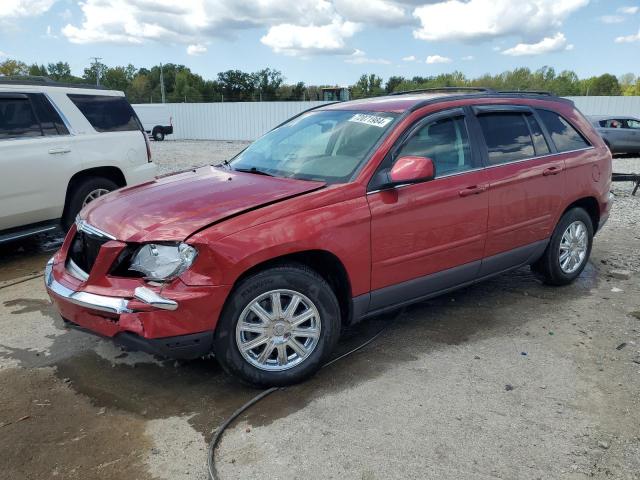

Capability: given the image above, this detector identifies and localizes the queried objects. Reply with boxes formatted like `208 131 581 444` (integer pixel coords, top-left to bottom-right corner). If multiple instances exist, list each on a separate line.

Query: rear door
472 106 564 276
367 108 489 311
0 92 74 229
621 118 640 152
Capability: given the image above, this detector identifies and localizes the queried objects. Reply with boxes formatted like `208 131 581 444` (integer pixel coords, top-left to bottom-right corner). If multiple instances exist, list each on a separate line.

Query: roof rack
0 75 109 90
391 87 494 96
497 90 553 96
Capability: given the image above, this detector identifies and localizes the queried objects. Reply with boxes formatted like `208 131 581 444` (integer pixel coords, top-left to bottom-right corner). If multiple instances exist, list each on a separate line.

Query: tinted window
230 110 398 184
68 94 141 133
627 119 640 129
0 98 42 139
397 116 473 177
526 114 550 156
29 94 69 136
537 109 590 152
478 113 535 165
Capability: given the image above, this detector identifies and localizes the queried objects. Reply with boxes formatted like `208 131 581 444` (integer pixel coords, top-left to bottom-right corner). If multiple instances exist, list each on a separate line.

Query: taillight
143 130 152 162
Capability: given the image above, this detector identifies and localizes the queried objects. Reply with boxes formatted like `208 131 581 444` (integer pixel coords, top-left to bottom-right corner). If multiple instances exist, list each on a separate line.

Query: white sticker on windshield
348 113 392 128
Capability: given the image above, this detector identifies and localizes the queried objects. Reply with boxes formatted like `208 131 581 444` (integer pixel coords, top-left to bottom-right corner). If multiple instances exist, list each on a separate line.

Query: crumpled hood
82 166 325 242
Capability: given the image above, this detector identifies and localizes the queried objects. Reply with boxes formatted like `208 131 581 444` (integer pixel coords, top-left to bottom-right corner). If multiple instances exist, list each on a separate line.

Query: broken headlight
129 243 197 281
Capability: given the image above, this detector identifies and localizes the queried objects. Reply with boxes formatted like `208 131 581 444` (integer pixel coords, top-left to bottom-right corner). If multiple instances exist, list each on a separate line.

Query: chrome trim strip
45 260 131 314
75 216 116 240
66 258 89 281
134 286 178 311
0 225 57 242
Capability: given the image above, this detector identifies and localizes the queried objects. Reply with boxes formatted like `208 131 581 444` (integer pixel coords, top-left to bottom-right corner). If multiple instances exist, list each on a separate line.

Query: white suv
0 79 157 242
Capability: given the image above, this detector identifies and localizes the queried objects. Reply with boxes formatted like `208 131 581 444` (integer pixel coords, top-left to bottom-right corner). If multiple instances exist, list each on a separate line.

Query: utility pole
159 63 166 104
90 56 102 86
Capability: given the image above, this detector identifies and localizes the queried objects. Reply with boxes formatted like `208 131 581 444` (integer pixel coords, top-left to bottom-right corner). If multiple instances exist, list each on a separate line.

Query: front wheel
62 177 119 230
531 207 593 286
214 264 341 387
153 129 165 141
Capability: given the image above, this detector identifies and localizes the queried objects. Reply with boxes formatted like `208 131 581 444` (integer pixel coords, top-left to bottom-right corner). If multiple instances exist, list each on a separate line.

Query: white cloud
0 51 7 57
402 55 417 61
615 28 640 43
187 43 207 55
413 0 588 43
0 0 56 19
260 19 360 56
618 6 639 15
502 32 572 56
600 15 625 24
462 55 474 60
426 54 452 64
334 0 409 26
344 49 391 64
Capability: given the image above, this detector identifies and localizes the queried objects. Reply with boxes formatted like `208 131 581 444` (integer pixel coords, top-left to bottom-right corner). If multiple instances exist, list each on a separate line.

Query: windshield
229 110 398 183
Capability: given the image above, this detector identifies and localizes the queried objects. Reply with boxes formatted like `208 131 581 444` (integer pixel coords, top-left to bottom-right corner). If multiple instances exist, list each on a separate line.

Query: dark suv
46 88 613 386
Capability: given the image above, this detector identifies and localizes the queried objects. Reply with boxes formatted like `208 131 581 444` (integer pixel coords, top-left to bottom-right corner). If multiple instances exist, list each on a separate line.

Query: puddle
0 231 63 284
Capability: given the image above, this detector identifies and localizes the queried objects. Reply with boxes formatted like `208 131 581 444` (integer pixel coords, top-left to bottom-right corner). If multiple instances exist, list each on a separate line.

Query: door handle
542 166 563 176
48 147 71 154
459 185 487 197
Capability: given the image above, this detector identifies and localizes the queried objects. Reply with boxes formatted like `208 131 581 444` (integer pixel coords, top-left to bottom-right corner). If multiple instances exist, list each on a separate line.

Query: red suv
45 89 613 386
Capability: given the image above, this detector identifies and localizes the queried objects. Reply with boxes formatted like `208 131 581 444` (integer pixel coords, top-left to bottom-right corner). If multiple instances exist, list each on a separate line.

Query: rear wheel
153 129 165 141
214 264 341 387
531 207 593 286
62 177 119 230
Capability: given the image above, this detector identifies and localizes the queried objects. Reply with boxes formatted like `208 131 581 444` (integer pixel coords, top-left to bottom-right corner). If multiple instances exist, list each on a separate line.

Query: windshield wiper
233 167 275 177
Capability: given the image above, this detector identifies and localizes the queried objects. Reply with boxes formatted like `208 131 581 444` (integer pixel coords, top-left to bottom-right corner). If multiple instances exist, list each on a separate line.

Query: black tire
531 207 594 286
214 263 341 387
153 129 164 141
62 177 119 230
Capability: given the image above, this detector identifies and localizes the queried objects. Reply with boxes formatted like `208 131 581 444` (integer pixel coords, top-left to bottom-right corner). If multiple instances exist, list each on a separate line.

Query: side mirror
389 156 435 184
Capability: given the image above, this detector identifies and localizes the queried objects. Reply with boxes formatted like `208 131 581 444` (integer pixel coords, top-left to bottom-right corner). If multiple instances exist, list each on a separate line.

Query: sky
0 0 639 85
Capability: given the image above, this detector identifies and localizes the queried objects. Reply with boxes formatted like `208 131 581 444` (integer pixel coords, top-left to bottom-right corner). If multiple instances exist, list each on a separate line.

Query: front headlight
129 243 198 281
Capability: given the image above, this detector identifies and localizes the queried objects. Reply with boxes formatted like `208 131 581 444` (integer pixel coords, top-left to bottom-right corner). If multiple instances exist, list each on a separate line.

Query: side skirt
351 239 549 323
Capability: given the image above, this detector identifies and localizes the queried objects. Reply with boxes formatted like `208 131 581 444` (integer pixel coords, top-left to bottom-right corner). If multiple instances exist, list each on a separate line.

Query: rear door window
68 94 141 133
0 97 42 139
477 113 536 165
29 94 69 136
536 109 590 152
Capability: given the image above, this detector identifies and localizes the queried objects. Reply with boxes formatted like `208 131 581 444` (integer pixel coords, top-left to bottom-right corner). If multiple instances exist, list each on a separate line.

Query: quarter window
68 94 141 133
0 98 42 139
29 94 68 136
536 109 590 152
396 116 473 177
477 113 535 165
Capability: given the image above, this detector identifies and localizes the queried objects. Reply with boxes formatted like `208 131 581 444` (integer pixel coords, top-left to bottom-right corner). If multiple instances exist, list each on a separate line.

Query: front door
367 108 489 311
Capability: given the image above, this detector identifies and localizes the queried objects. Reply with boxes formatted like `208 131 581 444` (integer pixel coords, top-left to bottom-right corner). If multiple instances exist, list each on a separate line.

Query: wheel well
234 250 353 325
63 167 127 217
565 197 600 232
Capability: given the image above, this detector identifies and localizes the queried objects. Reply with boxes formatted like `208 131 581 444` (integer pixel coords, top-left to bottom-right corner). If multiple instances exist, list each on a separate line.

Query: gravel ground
0 141 639 480
151 139 249 175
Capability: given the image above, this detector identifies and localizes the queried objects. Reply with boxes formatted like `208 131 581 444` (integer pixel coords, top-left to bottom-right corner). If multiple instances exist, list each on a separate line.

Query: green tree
28 63 47 77
217 69 255 101
385 76 405 93
47 61 75 81
0 59 29 76
351 74 384 98
253 68 284 100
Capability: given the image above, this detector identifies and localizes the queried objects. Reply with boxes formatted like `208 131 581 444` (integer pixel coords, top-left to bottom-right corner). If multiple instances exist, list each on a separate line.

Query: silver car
590 116 640 155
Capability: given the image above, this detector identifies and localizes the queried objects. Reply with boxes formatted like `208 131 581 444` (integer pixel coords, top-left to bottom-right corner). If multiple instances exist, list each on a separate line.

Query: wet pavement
1 144 639 479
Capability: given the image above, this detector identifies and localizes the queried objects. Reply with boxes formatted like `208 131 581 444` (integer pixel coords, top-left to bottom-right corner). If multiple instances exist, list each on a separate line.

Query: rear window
0 97 42 139
536 109 590 152
68 94 141 133
478 113 536 165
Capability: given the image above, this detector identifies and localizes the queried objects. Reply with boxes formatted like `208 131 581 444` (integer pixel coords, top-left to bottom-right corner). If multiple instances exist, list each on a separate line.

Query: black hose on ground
206 317 396 480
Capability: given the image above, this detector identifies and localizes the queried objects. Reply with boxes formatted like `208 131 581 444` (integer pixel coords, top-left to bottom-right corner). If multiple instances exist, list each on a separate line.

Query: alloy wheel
235 289 321 371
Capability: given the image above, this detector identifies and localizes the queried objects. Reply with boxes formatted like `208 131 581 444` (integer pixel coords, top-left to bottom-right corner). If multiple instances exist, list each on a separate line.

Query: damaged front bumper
44 256 230 360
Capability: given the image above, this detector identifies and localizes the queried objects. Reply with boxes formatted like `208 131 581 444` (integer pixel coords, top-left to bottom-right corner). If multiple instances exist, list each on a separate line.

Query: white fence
565 96 640 117
141 97 640 141
157 101 328 141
